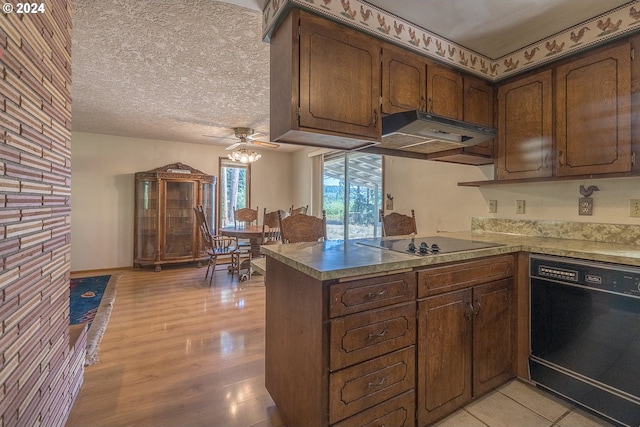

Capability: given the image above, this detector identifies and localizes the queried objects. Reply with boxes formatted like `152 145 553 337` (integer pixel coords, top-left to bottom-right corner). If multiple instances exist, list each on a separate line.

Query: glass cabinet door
136 180 158 260
202 181 216 234
164 181 195 258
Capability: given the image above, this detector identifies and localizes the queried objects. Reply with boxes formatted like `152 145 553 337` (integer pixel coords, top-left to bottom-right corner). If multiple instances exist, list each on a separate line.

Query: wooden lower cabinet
265 255 515 427
417 279 514 426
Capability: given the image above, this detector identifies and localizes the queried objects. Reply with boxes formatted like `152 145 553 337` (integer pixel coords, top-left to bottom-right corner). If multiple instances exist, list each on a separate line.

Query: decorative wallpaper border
262 0 640 82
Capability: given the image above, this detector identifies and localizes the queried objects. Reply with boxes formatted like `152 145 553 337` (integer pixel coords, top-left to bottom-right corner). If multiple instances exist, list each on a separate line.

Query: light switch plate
515 200 525 214
488 200 497 213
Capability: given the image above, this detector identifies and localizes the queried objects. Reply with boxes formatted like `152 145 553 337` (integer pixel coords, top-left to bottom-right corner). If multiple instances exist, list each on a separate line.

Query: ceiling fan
212 127 280 151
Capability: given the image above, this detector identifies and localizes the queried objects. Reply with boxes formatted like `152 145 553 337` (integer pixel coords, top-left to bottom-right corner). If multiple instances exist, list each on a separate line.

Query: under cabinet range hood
379 110 497 155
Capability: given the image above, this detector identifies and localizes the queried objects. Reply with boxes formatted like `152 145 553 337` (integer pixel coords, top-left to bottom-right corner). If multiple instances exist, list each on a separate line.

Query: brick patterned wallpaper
0 1 75 426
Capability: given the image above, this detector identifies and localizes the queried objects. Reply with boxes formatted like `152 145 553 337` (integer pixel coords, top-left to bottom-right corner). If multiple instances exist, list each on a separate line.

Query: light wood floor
65 264 613 427
65 264 285 427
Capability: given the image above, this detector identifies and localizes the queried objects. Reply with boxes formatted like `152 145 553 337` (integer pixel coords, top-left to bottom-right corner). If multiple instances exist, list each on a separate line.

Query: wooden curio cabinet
134 162 215 271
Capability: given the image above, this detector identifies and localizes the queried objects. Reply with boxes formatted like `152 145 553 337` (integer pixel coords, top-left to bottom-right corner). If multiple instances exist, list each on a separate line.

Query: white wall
71 132 294 271
71 131 640 271
478 176 640 223
384 157 494 234
384 156 640 232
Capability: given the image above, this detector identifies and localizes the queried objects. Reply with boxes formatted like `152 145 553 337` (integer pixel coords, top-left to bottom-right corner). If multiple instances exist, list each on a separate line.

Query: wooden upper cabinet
427 62 464 120
555 41 631 176
462 76 494 157
270 9 381 149
497 69 553 180
381 45 426 114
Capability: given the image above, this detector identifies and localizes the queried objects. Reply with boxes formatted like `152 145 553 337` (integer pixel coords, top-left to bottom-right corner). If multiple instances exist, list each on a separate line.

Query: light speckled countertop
260 231 640 281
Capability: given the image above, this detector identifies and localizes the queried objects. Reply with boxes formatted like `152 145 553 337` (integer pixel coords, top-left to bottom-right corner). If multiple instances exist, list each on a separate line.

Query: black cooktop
356 236 504 256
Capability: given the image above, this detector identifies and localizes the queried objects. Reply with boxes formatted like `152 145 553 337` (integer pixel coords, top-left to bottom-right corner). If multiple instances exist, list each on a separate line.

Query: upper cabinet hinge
297 25 301 39
632 151 636 166
296 105 300 120
632 47 635 61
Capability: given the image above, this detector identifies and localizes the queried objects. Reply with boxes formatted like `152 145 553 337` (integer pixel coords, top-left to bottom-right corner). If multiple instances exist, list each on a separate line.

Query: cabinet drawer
417 255 514 298
331 390 415 427
329 346 415 424
330 303 416 371
330 272 417 317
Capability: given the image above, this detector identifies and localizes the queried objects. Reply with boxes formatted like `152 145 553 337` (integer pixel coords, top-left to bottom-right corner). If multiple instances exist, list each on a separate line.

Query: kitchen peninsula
261 220 640 426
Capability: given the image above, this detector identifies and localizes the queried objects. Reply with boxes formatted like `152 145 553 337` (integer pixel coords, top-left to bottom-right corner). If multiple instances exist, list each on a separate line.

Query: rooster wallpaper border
262 0 640 82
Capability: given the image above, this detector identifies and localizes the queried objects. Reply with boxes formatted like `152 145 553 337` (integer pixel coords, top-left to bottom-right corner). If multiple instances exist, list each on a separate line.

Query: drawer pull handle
367 377 386 388
367 289 386 298
367 329 388 339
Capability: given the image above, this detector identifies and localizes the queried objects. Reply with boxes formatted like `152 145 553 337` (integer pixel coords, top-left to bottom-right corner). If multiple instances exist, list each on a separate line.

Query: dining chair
199 224 246 285
262 208 289 245
233 206 259 226
289 204 309 215
278 210 327 243
194 205 212 236
233 205 259 254
380 209 417 236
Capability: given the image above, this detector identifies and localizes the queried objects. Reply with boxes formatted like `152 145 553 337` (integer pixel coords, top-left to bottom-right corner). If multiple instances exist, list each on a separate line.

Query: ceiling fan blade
247 132 265 139
253 140 280 149
226 142 242 151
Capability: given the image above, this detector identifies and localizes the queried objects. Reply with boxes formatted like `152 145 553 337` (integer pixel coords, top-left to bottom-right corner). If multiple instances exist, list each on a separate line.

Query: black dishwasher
529 254 640 427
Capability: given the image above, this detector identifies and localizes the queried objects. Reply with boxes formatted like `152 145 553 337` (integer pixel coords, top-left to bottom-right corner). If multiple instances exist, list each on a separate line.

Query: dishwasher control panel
531 255 640 297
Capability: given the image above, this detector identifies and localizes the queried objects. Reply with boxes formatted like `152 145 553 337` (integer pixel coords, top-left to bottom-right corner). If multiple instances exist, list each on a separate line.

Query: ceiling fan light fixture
228 146 262 163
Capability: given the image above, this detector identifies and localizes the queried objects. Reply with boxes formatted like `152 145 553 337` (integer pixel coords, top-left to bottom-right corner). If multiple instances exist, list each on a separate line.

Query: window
218 158 251 230
323 152 383 240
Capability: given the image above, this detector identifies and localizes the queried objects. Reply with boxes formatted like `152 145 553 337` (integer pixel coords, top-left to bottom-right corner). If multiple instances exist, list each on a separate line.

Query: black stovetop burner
356 236 504 256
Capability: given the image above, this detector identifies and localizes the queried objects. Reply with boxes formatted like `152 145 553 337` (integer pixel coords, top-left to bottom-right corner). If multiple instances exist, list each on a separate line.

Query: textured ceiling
72 0 277 149
71 0 633 151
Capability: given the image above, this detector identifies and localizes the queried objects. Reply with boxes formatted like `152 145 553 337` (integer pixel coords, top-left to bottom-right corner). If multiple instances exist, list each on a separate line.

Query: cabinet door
556 42 631 176
472 279 514 397
163 180 195 259
427 63 463 119
417 289 472 426
298 12 381 139
497 69 553 180
135 179 158 261
463 76 494 157
382 46 426 114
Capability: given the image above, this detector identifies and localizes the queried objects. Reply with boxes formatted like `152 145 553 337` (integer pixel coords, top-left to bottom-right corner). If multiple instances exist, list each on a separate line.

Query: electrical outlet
515 200 525 214
488 200 497 213
630 199 640 217
579 198 593 216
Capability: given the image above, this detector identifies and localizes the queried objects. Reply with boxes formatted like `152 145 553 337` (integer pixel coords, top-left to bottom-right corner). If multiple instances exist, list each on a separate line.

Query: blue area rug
69 274 118 365
70 275 111 326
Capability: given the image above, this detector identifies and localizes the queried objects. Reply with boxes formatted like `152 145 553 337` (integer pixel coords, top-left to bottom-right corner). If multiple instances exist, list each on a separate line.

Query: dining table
218 225 266 258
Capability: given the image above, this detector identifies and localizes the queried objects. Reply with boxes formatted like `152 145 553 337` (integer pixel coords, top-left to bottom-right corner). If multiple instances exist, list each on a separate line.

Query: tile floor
434 379 616 427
